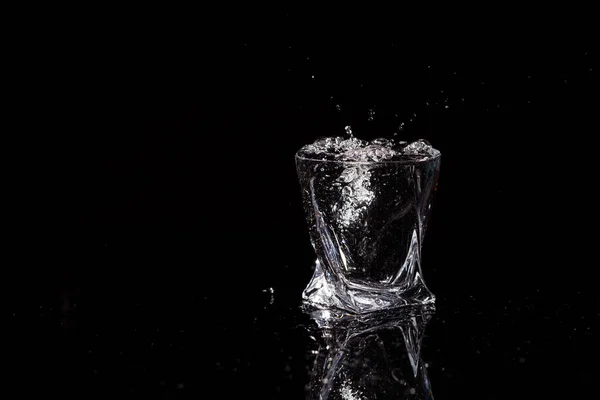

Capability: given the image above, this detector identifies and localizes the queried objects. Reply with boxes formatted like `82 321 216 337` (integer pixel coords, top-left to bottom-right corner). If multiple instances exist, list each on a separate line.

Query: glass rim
295 151 441 165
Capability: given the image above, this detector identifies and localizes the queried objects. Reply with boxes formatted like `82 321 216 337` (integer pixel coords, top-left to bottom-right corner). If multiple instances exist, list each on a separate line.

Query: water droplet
345 126 353 137
399 122 405 131
336 104 342 111
445 105 449 109
311 75 315 79
368 109 375 121
428 65 431 68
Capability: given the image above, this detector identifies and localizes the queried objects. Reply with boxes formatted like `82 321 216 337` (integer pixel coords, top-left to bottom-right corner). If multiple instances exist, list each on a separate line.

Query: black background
9 12 597 399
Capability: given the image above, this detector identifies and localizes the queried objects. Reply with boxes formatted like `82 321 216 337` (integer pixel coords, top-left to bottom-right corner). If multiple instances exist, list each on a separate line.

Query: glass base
302 260 435 314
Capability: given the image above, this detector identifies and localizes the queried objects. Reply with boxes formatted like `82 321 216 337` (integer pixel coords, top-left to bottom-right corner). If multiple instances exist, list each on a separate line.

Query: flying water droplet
368 109 375 121
336 104 342 112
345 126 353 137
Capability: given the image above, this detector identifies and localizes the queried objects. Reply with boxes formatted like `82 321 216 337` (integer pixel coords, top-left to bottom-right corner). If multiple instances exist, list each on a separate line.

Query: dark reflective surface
7 231 597 399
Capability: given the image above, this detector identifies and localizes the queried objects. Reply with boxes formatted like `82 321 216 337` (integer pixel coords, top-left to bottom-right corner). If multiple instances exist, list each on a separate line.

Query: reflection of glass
296 150 440 313
305 305 435 399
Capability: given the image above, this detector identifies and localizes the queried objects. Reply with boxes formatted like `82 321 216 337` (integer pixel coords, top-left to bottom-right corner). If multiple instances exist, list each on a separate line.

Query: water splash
298 137 439 163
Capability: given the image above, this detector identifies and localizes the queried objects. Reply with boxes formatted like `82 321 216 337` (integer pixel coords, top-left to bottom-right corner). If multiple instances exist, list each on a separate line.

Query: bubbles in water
338 167 358 183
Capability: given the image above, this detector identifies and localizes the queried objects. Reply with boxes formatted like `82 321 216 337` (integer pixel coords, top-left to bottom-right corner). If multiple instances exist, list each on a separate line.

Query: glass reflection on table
305 305 435 399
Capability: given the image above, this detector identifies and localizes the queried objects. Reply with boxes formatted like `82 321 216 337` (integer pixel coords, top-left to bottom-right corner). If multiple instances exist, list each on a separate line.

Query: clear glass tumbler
296 148 441 313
